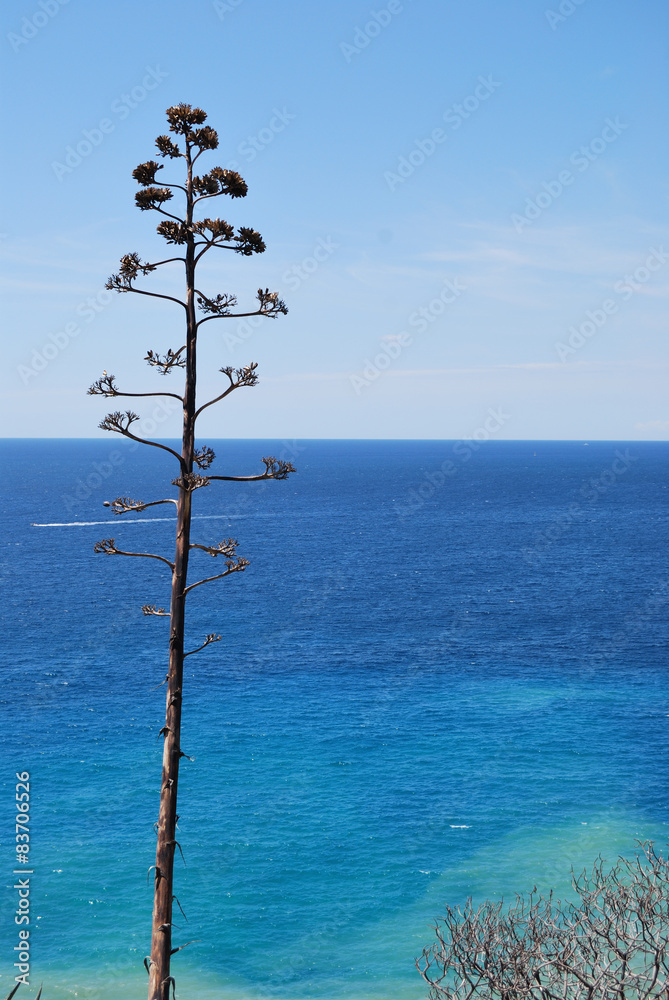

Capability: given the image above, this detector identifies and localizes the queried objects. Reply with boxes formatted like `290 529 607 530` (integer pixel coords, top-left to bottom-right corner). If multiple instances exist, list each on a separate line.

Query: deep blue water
1 439 668 999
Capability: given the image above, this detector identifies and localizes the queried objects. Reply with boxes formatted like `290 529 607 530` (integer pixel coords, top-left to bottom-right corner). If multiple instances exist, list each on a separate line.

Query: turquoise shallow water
1 439 668 999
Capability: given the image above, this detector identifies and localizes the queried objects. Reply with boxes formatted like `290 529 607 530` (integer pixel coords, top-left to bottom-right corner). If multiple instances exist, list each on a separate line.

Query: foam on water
31 513 246 527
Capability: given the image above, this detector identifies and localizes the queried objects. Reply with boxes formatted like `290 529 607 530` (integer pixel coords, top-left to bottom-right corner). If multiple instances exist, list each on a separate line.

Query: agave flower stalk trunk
89 103 292 1000
148 148 196 1000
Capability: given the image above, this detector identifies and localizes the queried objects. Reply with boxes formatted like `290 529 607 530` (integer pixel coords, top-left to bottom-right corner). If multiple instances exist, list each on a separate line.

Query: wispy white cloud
634 420 669 431
420 220 669 277
263 361 613 382
264 358 668 384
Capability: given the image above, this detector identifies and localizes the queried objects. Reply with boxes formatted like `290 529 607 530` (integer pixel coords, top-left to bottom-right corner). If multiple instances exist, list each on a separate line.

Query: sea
1 438 668 1000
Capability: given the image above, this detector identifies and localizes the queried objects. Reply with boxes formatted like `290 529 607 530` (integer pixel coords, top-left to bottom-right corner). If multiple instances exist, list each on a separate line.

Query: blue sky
1 0 668 439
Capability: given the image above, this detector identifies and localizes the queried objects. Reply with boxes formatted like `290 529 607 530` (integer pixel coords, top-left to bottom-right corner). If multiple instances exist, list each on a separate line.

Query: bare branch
110 283 188 311
220 363 259 387
145 346 187 375
145 255 187 266
87 372 121 396
106 251 156 284
194 362 258 419
183 538 249 594
103 497 178 515
208 455 295 482
98 410 185 469
193 240 240 263
193 445 215 470
417 843 669 1000
170 939 201 956
105 252 187 310
142 605 169 616
189 538 241 558
142 204 186 224
94 538 174 571
183 560 249 594
87 372 182 401
195 287 287 330
255 286 288 316
184 633 221 657
195 290 238 316
98 408 141 432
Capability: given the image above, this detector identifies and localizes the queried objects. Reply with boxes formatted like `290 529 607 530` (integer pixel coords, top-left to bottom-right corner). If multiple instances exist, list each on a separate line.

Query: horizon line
1 437 668 444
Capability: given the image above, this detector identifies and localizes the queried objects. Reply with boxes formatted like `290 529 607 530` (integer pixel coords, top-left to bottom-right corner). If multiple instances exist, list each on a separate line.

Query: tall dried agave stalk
89 103 293 1000
5 985 42 1000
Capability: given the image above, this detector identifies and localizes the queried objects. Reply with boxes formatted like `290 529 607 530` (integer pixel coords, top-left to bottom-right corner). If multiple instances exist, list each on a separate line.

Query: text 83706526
12 772 33 987
15 772 30 866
